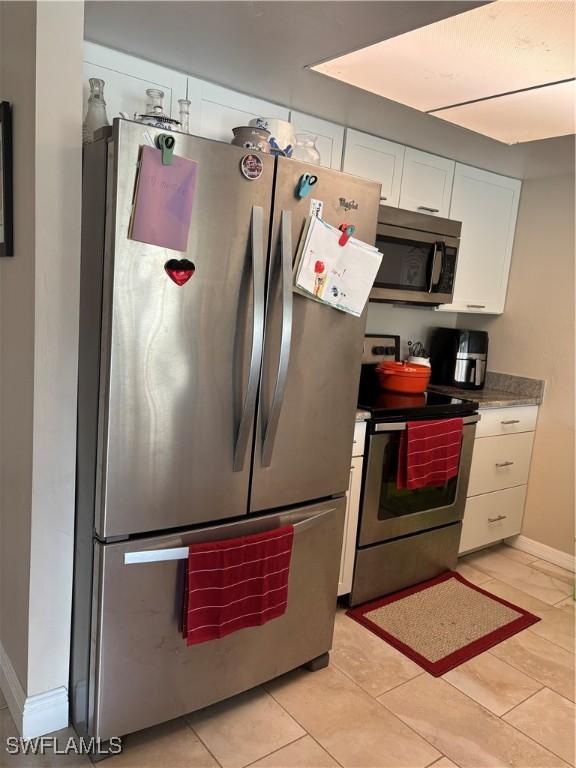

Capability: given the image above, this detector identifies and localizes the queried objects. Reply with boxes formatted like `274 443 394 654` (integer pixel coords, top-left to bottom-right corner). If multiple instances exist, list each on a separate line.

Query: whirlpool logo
339 198 359 212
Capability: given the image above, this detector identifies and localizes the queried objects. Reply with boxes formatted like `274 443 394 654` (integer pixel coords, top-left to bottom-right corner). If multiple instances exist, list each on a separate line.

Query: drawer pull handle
380 196 388 201
501 419 520 425
495 461 514 468
467 304 486 309
488 515 507 523
418 206 440 213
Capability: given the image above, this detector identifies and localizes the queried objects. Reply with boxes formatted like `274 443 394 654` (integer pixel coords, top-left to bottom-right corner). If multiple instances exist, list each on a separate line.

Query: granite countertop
429 371 545 409
355 409 371 422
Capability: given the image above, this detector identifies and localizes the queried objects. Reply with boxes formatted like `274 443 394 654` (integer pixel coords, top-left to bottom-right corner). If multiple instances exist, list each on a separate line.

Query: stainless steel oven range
349 335 479 606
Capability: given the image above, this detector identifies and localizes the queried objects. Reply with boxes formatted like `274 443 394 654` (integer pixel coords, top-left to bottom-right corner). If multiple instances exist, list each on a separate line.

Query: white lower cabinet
460 485 527 554
338 421 365 596
459 406 537 554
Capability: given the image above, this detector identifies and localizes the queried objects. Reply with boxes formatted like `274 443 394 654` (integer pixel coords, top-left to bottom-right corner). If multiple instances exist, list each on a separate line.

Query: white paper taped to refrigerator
293 216 383 317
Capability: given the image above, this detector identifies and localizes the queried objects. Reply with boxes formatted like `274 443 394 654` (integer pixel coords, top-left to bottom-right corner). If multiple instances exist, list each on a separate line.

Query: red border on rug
346 571 541 677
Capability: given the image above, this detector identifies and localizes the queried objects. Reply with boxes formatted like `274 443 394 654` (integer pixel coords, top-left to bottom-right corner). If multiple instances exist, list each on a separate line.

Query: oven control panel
362 334 400 364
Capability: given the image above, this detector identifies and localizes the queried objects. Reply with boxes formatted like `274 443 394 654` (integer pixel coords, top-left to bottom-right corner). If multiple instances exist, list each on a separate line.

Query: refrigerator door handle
123 506 336 564
233 205 265 471
261 210 293 467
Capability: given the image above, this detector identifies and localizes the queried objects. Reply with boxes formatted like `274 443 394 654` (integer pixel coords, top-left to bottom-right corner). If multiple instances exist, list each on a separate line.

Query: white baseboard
505 535 575 573
0 641 69 738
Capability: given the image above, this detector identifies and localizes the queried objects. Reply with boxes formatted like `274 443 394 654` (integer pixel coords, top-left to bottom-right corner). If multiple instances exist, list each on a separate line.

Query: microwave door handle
427 242 444 293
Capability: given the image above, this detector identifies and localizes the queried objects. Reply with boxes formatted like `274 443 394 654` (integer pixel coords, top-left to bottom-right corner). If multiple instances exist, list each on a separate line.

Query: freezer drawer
82 499 345 740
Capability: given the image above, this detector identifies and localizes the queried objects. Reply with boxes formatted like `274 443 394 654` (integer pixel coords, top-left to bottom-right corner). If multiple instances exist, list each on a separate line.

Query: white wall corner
505 535 576 573
0 641 68 739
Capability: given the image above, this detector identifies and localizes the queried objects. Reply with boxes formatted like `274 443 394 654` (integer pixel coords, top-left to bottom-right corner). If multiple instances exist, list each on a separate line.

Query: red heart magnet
165 259 195 286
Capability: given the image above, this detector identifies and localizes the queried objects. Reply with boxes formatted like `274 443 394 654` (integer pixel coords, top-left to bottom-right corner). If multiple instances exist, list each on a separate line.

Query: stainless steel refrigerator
72 119 380 741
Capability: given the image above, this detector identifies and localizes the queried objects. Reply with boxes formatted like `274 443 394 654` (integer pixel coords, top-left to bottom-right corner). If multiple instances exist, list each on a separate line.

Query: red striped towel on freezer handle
182 525 294 646
397 418 464 490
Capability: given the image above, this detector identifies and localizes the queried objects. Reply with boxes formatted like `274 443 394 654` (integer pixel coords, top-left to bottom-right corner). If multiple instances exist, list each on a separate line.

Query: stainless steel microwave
370 205 462 306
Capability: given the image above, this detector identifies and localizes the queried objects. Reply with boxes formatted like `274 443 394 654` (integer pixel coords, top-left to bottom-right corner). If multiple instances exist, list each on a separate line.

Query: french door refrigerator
72 119 380 741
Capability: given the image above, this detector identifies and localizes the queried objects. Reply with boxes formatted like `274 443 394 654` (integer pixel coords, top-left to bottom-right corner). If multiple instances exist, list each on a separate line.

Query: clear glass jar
82 78 110 145
178 98 191 134
146 88 166 116
292 134 321 165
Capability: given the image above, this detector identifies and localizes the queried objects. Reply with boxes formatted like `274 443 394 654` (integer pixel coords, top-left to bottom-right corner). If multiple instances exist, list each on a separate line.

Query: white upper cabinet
289 111 344 170
439 164 521 314
343 130 405 206
83 42 188 123
196 81 289 143
398 148 455 217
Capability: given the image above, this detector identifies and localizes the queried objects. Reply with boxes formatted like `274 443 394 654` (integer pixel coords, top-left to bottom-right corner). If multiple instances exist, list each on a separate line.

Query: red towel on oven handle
397 417 464 490
182 524 294 646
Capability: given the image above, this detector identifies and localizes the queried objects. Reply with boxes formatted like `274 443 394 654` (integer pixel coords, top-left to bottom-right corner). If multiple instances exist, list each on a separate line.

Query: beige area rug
347 571 540 676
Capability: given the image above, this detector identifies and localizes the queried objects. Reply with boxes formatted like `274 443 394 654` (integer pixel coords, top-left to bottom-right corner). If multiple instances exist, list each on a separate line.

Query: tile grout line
240 734 311 768
378 680 572 768
497 688 576 767
330 655 424 699
182 716 228 768
263 682 346 768
526 623 575 653
441 664 545 718
484 641 575 704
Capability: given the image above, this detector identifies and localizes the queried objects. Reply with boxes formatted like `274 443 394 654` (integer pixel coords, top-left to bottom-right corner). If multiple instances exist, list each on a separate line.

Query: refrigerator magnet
240 154 263 180
164 258 195 286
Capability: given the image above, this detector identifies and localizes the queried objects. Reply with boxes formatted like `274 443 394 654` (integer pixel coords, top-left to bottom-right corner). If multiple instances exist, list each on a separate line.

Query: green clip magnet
156 133 175 165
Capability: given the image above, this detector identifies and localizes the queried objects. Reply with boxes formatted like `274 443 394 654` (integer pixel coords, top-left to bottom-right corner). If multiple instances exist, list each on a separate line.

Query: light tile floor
1 544 573 768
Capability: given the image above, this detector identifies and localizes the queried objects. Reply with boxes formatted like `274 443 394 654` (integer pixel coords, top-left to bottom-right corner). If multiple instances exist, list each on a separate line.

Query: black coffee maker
429 328 489 390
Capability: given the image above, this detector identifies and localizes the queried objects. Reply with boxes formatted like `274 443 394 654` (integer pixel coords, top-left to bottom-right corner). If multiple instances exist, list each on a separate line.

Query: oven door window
374 236 434 292
378 432 458 519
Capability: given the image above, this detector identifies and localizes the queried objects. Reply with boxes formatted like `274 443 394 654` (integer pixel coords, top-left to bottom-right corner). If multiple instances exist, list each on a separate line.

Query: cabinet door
338 456 363 596
399 148 455 217
198 82 289 143
289 111 344 169
83 42 188 122
343 129 405 206
439 164 521 314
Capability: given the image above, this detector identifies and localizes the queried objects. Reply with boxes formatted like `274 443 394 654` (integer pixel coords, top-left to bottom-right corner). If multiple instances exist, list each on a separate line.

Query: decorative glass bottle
82 78 110 144
178 98 191 134
292 134 321 165
146 88 165 116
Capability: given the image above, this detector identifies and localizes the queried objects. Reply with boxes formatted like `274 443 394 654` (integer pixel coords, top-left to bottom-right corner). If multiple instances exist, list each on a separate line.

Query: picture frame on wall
0 101 14 257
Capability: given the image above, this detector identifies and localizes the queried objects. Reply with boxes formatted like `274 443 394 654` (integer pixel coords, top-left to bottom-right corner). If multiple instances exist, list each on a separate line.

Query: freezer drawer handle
123 507 336 564
261 210 293 467
234 206 266 472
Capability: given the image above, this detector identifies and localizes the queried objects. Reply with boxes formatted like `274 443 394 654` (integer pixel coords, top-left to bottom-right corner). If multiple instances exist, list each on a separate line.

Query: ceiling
312 0 576 144
84 1 575 178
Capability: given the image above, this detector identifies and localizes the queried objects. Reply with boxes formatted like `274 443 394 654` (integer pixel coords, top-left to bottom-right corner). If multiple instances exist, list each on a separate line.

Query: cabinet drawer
476 406 538 438
459 485 527 554
468 432 534 496
352 421 366 457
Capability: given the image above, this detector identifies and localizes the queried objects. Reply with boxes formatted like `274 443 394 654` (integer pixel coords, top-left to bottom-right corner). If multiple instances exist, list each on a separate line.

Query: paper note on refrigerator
293 217 383 317
129 145 198 252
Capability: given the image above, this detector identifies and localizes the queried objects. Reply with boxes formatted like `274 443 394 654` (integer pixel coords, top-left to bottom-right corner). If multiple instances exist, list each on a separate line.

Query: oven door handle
373 414 480 432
